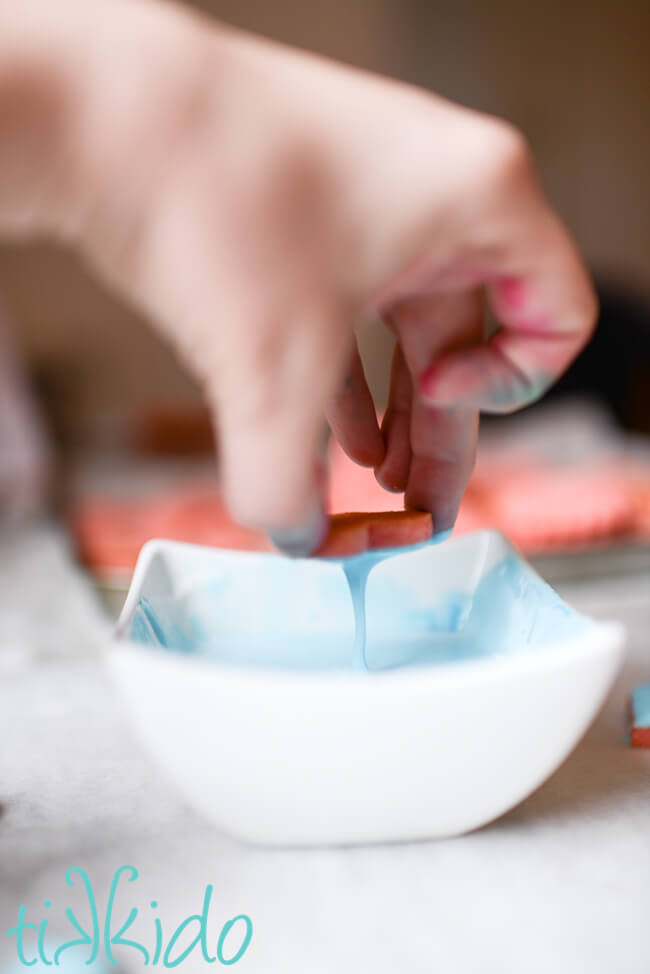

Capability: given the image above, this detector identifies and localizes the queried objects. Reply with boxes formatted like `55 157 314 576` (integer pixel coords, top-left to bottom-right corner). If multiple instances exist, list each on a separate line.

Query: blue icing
631 683 650 729
342 557 371 671
338 530 453 670
128 540 593 673
460 551 586 652
131 596 195 652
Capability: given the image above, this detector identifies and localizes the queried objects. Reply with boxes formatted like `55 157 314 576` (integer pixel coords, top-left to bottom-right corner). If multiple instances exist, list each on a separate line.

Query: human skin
0 0 597 554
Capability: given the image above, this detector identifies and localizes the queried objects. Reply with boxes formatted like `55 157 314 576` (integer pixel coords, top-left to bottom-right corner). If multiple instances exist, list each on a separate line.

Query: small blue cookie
629 682 650 748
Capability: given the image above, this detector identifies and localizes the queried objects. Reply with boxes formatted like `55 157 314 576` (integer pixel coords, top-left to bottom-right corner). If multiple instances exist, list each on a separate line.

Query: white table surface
0 524 648 973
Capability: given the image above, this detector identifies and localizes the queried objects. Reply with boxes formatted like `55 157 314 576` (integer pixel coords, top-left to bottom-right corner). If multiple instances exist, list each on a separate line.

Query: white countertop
0 525 648 973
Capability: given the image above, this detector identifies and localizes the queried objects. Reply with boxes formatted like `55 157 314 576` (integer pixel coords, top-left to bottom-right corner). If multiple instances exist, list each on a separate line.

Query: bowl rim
116 529 509 634
112 531 627 694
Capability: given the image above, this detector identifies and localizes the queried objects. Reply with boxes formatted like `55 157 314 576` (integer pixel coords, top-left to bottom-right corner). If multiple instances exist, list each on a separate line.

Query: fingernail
268 498 329 558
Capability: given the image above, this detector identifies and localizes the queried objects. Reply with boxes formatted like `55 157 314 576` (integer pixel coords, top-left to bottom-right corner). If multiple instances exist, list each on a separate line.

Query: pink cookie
487 468 634 552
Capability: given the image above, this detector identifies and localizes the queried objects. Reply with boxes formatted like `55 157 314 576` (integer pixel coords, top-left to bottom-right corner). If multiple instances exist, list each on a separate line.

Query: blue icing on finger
486 369 553 410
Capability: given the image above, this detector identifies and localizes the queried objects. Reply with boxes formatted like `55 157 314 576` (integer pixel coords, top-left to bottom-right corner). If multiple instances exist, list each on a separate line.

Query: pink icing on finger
496 276 529 311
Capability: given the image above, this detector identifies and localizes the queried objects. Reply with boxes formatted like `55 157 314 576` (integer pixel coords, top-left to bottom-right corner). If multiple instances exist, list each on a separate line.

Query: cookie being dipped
315 510 434 558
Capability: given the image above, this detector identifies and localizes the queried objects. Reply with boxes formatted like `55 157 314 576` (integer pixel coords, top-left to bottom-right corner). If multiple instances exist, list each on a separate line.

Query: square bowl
110 530 625 846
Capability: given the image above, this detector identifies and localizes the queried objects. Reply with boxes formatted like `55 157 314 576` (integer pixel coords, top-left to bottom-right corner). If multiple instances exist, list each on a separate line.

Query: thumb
212 301 351 555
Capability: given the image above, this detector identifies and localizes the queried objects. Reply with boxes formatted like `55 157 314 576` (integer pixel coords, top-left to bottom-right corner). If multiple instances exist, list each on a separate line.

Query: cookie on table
486 467 634 552
69 491 269 575
628 683 650 749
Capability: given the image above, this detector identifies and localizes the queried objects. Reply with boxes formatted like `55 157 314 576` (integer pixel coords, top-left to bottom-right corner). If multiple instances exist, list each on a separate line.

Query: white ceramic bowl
110 531 625 846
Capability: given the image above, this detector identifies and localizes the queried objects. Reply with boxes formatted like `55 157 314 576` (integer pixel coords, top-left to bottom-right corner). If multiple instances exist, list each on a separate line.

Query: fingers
375 344 412 493
326 342 385 468
210 300 351 555
405 405 479 534
127 166 358 556
388 290 484 533
420 195 597 414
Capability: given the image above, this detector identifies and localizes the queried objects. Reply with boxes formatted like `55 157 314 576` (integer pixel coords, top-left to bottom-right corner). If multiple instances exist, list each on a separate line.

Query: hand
0 0 597 553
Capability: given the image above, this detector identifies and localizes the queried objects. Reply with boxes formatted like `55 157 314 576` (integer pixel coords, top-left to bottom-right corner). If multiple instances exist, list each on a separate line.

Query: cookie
486 468 633 552
316 510 433 557
629 683 650 749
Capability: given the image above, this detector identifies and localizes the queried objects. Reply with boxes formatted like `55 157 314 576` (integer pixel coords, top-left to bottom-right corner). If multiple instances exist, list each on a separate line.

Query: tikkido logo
5 866 253 968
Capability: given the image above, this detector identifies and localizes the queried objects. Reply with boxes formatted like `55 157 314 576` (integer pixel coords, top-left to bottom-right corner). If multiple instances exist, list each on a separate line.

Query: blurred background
2 2 649 943
0 0 648 600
